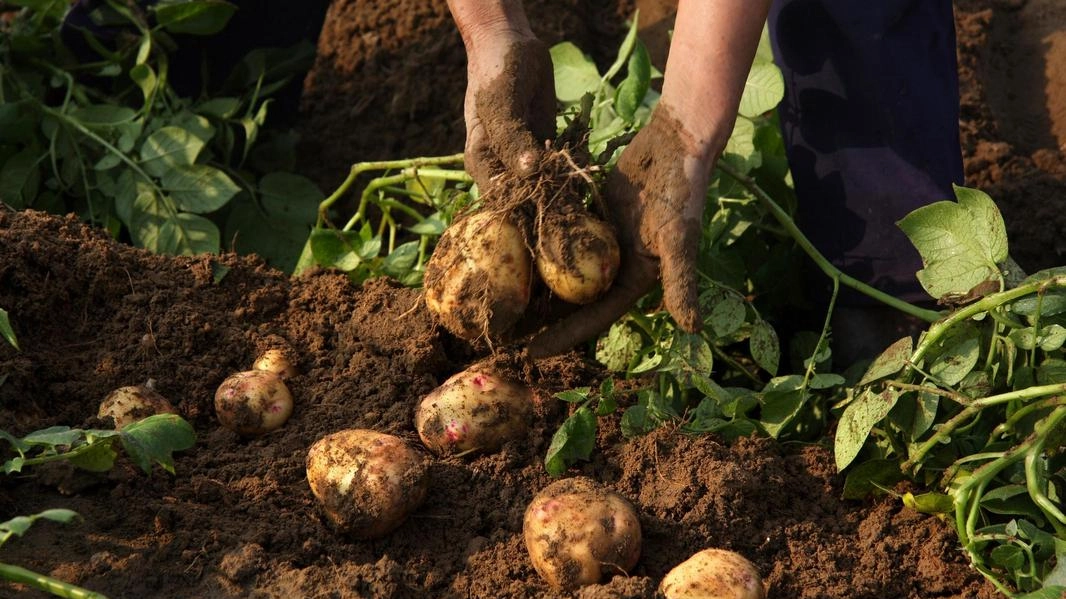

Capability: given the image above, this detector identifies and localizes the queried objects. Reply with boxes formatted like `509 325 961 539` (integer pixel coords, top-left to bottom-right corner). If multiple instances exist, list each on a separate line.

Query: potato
98 384 176 429
414 369 533 456
660 548 766 599
214 370 293 436
306 429 429 539
536 212 620 304
253 348 298 380
424 211 532 340
523 476 642 590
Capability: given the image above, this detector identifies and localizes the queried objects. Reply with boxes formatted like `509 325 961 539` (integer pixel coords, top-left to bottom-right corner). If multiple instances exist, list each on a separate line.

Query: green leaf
1 509 80 543
225 173 319 273
0 149 41 208
555 388 590 404
70 104 137 126
722 117 759 173
760 388 807 438
67 442 118 472
23 426 82 447
119 414 196 474
161 164 239 213
738 60 784 118
602 13 638 83
703 288 746 338
382 242 420 280
897 185 1008 302
981 485 1048 523
620 404 652 437
130 64 158 103
152 0 238 35
808 373 845 389
902 491 954 515
842 459 904 499
614 41 651 122
551 42 602 104
595 321 643 372
910 385 939 439
928 324 980 386
0 308 19 351
129 186 220 255
858 336 913 386
835 388 900 470
750 319 779 375
544 407 596 476
197 97 241 119
309 229 367 271
140 126 205 177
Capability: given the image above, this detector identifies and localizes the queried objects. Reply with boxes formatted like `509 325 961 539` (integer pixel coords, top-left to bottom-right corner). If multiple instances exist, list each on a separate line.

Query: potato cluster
214 349 296 437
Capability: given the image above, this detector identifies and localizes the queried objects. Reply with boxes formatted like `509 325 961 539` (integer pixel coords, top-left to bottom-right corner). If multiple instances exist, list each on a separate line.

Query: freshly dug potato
536 212 620 304
424 211 532 340
253 348 298 380
306 429 429 539
214 370 293 436
523 476 642 590
98 384 176 429
414 369 533 456
660 548 766 599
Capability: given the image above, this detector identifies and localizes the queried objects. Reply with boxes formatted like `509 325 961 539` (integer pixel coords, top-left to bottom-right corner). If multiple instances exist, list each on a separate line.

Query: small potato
424 211 532 340
99 384 176 429
253 348 298 380
536 213 620 305
660 548 766 599
523 476 642 590
414 369 533 456
306 429 429 539
214 370 293 436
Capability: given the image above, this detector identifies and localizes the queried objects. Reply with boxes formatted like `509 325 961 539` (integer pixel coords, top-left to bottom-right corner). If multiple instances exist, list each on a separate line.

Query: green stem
317 154 465 226
1024 405 1066 534
904 382 1066 471
716 161 941 323
803 277 839 388
0 562 109 599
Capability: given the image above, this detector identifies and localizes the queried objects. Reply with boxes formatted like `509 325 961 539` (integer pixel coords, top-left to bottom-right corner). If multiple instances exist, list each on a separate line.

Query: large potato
523 476 642 590
214 370 293 436
306 429 429 539
536 212 620 305
660 548 766 599
98 384 176 429
424 211 532 340
414 369 533 456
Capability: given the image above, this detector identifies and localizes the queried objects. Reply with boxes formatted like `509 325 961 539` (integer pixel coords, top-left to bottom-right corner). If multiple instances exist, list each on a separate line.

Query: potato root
214 370 293 436
660 548 766 599
424 212 532 341
98 384 176 429
414 369 533 456
523 476 642 589
306 429 429 539
536 212 620 304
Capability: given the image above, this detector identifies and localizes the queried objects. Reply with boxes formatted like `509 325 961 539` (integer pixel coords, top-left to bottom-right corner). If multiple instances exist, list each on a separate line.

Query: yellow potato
660 548 766 599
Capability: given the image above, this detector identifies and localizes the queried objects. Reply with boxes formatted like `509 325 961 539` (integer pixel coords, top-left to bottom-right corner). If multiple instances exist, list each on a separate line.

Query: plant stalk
0 563 109 599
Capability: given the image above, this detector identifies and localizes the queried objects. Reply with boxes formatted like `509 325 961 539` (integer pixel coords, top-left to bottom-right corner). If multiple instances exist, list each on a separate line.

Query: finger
527 252 657 359
464 117 501 190
656 216 702 332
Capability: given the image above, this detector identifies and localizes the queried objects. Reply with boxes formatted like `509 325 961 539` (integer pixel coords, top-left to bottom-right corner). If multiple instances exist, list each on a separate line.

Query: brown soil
1 1 1064 598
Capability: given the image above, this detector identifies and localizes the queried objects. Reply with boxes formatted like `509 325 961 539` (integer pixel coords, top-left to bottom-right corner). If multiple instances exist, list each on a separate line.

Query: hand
461 33 556 189
528 103 717 358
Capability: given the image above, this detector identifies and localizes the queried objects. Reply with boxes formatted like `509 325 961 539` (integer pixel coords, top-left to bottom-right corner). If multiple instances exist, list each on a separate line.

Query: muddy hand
528 104 713 358
461 34 556 189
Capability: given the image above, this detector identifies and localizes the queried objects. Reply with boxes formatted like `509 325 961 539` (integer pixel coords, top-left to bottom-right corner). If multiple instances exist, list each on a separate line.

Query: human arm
445 0 556 189
528 0 772 357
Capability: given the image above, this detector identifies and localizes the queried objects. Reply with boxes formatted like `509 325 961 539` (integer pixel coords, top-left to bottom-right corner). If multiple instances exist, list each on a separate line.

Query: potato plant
1 509 108 599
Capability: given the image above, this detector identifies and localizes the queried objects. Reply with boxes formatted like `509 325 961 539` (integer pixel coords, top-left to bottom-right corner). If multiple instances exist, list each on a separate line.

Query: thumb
656 216 702 332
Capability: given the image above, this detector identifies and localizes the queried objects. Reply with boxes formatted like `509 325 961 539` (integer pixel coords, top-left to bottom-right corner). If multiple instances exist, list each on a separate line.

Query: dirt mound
0 209 993 598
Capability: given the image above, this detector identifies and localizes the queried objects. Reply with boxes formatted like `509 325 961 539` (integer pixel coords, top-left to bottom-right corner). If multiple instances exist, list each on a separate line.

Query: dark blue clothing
768 0 963 304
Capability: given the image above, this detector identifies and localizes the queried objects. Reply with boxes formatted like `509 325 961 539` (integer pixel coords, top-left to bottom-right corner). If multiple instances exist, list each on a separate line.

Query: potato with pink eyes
660 548 766 599
214 370 293 436
523 477 642 590
414 368 534 456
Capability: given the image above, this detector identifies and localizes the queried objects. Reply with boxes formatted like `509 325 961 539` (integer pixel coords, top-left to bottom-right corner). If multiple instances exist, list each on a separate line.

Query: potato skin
523 476 642 590
214 370 293 436
660 548 766 599
536 213 620 305
424 211 532 340
99 385 176 429
306 429 429 539
253 348 298 380
415 369 533 456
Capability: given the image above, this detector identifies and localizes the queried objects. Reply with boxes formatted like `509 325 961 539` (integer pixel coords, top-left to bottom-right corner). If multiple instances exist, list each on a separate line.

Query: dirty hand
528 103 717 358
460 31 556 189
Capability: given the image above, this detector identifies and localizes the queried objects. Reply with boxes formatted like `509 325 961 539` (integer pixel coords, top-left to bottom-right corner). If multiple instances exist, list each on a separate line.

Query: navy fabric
768 0 963 304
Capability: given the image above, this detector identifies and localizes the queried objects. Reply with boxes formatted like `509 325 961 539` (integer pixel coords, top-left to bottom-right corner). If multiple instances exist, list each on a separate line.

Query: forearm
661 0 773 161
446 0 534 50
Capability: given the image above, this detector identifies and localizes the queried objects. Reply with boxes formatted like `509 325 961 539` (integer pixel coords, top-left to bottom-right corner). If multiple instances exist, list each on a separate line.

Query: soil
1 1 1064 598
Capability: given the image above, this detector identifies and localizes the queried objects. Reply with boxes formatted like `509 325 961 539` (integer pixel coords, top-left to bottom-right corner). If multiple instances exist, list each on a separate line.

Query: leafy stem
716 161 942 323
0 563 108 599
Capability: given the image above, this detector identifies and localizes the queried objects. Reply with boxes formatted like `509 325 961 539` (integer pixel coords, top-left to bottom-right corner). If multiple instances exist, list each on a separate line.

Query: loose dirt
1 0 1063 597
